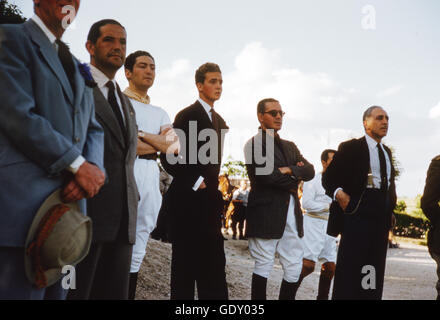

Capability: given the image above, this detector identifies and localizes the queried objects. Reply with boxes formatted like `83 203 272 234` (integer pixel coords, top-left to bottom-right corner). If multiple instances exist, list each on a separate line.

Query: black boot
251 273 267 300
128 272 139 300
279 279 301 300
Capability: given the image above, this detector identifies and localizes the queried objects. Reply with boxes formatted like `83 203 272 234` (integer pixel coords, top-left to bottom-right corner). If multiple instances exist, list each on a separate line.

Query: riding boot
279 279 300 300
251 273 267 300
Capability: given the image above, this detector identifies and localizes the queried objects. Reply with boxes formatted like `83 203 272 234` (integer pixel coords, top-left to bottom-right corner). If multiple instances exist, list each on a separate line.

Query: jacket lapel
93 87 126 149
118 85 136 148
72 59 85 110
25 20 74 105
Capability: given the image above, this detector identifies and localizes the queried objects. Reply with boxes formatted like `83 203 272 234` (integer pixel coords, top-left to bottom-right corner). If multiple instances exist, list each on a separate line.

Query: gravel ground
136 236 438 300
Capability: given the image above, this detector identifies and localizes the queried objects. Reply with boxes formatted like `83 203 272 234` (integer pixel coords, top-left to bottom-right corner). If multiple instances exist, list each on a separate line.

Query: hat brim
24 189 91 288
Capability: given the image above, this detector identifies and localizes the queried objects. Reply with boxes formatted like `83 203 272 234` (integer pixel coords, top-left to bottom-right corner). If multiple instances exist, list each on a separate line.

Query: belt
139 153 158 161
305 211 329 221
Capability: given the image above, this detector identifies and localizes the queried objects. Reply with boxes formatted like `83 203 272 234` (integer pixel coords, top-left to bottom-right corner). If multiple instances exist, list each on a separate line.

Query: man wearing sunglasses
244 98 315 300
322 106 397 300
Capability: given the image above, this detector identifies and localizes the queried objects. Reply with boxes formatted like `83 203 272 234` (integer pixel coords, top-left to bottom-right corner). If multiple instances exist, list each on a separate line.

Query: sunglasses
263 110 285 118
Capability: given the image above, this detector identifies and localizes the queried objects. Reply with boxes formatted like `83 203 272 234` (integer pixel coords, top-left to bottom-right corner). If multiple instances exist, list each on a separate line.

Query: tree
221 157 248 178
0 0 26 24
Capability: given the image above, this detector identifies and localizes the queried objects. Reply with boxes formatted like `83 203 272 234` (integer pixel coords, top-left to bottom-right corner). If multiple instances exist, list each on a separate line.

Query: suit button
74 137 80 143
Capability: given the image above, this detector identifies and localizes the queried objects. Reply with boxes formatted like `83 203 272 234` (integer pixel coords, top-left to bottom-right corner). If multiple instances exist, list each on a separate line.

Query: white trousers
302 214 337 263
130 159 162 273
248 196 304 283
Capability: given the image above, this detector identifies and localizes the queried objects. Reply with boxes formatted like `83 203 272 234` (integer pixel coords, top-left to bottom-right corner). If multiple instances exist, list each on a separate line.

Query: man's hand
62 179 87 203
73 161 105 198
336 189 351 211
198 181 207 190
279 167 293 175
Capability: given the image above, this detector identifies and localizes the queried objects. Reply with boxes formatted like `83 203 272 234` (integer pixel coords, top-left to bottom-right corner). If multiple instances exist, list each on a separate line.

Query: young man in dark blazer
244 98 315 300
160 63 229 300
67 19 139 300
322 106 397 300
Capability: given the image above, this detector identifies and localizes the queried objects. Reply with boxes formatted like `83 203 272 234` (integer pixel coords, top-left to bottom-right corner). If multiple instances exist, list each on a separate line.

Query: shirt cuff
333 188 343 201
67 156 86 174
192 176 204 191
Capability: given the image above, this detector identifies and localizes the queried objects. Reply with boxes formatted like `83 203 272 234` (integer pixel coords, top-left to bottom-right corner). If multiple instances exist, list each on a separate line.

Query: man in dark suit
0 0 105 300
244 98 314 300
161 63 229 300
421 155 440 300
322 106 397 300
67 19 138 300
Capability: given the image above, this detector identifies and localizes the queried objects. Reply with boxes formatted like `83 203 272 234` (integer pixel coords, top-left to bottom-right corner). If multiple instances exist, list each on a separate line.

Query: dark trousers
66 242 133 300
231 205 246 238
0 247 67 300
332 190 390 300
171 234 228 300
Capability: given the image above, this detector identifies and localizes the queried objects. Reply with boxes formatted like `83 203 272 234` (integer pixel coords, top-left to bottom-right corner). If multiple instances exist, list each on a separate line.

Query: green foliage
395 200 407 213
0 0 26 24
393 212 430 239
388 146 402 181
221 157 248 178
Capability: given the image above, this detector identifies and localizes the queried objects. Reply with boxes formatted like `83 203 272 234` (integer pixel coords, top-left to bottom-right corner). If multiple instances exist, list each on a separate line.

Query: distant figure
322 106 397 300
231 180 249 240
245 98 314 300
218 174 234 237
421 155 440 300
297 149 337 300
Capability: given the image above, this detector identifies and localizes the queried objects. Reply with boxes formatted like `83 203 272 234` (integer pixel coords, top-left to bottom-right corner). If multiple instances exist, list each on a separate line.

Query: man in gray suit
244 98 314 300
0 0 105 299
67 19 139 300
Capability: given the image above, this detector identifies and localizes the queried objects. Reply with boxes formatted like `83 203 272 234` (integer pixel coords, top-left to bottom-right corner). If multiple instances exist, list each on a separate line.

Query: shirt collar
365 134 382 149
198 98 213 116
31 15 57 45
89 64 116 89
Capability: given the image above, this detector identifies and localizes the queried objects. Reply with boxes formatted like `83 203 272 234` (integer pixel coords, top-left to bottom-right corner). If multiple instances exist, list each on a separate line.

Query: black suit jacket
244 130 314 239
87 85 139 244
160 100 229 240
322 136 397 237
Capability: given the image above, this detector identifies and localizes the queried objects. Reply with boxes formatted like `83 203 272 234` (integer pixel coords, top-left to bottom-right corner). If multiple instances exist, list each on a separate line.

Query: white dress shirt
334 134 392 199
31 15 85 174
192 98 216 191
89 64 126 125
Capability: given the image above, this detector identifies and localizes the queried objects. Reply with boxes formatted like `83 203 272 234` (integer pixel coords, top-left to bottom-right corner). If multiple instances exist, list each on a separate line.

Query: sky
12 0 440 197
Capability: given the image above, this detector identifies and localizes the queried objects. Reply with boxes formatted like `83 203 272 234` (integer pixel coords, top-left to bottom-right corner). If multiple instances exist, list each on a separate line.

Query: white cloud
377 85 403 98
429 101 440 119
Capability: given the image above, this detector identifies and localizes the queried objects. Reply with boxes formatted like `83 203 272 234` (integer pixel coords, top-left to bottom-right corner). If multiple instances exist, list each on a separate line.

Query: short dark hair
195 63 221 84
321 149 337 162
87 19 125 44
124 51 155 72
257 98 279 114
363 106 383 121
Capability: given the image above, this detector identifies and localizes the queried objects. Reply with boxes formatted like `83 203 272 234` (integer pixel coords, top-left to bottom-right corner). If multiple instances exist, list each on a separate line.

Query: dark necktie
377 143 388 191
55 40 76 93
210 108 219 132
106 81 126 134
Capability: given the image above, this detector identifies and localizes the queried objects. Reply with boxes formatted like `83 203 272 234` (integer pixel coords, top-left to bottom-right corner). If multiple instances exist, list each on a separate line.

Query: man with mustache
0 0 105 299
67 19 139 300
244 98 314 300
322 106 397 299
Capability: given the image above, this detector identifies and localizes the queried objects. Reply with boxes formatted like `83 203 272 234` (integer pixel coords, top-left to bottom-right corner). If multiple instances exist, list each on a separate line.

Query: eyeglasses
263 110 285 118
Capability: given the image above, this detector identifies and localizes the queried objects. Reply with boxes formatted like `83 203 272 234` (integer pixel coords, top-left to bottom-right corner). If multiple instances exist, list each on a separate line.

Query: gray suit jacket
86 85 139 244
244 130 314 239
0 20 104 247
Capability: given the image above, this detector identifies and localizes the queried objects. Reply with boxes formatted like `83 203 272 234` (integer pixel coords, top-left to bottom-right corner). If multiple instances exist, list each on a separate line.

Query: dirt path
136 236 438 300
